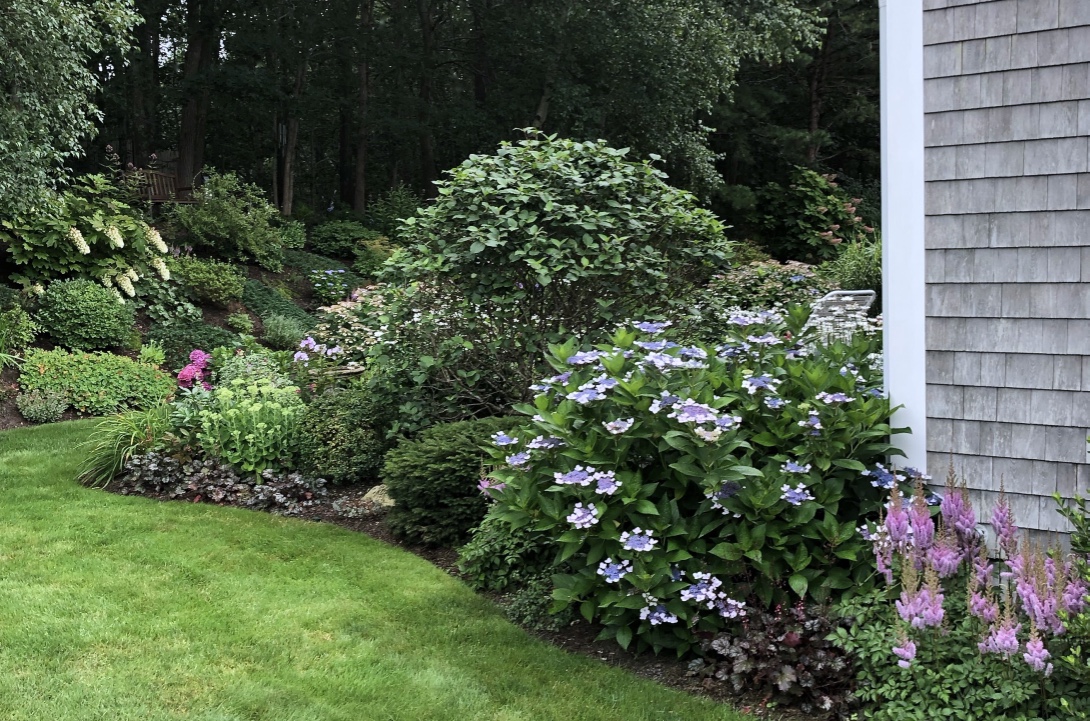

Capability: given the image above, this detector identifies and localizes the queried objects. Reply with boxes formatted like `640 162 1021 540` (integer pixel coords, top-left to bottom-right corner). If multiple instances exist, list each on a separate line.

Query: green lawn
0 421 747 721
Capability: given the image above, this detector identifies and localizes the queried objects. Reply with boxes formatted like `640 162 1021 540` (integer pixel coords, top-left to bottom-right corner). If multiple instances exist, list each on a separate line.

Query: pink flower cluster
868 469 1089 676
177 349 212 390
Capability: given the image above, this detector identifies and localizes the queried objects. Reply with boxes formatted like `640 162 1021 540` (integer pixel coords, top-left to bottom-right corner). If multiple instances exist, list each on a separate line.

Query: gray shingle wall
924 0 1090 531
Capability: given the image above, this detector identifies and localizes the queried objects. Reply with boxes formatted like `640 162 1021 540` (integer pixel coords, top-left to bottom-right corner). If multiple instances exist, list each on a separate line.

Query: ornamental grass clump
483 308 901 652
832 469 1090 721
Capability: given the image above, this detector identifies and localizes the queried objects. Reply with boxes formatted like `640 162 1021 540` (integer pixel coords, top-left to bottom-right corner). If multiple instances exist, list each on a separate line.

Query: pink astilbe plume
927 528 962 578
939 466 978 549
908 485 934 552
886 485 910 546
992 488 1018 557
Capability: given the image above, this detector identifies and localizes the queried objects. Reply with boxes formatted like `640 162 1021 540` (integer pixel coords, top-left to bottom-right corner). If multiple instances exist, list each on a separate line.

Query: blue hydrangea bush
484 308 904 652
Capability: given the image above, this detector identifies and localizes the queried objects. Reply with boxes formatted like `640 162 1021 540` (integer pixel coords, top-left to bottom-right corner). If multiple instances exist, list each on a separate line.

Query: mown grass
0 421 748 721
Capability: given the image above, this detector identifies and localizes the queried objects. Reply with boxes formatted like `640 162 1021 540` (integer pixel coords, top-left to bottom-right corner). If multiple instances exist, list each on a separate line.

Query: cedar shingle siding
923 0 1090 532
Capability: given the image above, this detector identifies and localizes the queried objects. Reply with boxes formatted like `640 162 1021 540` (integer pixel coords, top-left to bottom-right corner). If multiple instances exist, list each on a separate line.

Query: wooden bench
127 170 195 204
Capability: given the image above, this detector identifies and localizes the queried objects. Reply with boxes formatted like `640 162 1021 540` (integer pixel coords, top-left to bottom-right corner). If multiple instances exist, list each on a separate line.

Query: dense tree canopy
2 0 880 243
0 0 138 212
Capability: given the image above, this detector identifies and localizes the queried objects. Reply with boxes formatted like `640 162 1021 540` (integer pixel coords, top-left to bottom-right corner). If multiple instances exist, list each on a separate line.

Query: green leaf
788 573 808 598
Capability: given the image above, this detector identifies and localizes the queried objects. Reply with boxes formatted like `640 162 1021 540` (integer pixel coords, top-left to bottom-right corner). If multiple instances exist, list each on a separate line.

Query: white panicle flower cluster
125 267 139 282
105 225 125 249
101 275 114 289
116 274 136 297
31 283 45 296
112 288 125 304
152 257 170 280
145 225 168 254
68 226 90 255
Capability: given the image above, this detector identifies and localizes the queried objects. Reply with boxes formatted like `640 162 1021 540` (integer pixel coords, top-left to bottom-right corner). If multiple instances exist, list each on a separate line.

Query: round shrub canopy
394 130 731 328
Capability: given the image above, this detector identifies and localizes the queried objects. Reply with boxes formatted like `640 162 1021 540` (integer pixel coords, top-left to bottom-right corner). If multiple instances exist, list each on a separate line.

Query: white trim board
880 0 928 471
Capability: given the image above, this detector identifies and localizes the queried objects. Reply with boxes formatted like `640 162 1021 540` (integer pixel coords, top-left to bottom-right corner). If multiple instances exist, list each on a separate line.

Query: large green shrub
822 238 882 313
36 279 135 350
197 377 304 474
381 132 731 414
19 348 174 415
458 506 557 593
365 184 421 240
169 256 247 308
384 416 525 546
0 174 172 290
169 171 285 271
0 305 36 355
484 310 898 652
298 383 393 485
752 166 878 263
309 220 385 260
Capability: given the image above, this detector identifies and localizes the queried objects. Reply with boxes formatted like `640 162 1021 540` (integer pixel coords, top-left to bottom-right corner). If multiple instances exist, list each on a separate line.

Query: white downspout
880 0 928 471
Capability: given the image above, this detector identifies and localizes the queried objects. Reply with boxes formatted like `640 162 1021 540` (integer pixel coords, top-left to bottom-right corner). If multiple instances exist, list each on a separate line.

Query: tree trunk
806 19 834 164
352 58 370 212
352 0 375 213
417 0 436 191
470 0 491 106
279 63 309 216
271 112 280 207
532 82 551 128
176 0 217 195
339 103 353 205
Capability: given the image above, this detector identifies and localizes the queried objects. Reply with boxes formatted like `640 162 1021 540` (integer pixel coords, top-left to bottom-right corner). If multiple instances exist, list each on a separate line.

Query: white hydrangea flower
105 225 125 249
68 226 90 255
144 225 168 254
116 274 136 297
152 257 170 281
125 267 139 282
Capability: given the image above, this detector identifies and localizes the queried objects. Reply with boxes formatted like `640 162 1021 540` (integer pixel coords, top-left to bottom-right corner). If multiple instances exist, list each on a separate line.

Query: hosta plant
484 308 903 652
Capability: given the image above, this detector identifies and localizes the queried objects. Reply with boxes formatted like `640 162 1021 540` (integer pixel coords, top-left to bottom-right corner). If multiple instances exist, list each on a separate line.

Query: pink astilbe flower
1062 573 1089 615
908 486 934 552
979 617 1022 656
992 490 1018 557
927 529 962 578
968 589 1000 623
1011 547 1065 635
896 566 945 629
1023 634 1053 675
886 485 910 546
892 635 917 669
939 467 978 547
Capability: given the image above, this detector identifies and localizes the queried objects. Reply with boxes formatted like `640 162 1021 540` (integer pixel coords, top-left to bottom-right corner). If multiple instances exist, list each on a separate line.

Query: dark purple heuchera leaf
692 602 855 719
118 452 326 515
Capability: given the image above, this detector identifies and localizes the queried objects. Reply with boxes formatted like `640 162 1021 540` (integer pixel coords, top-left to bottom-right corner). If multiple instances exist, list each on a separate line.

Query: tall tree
176 0 221 191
